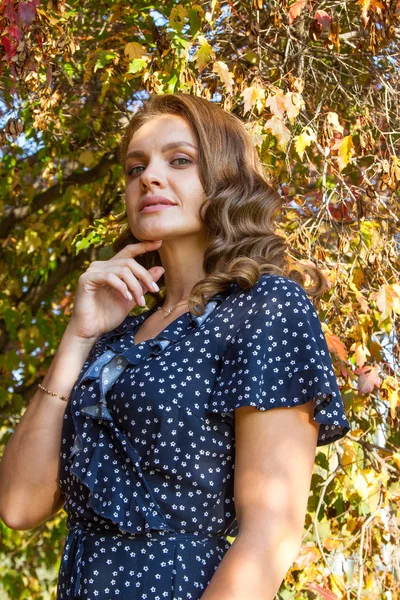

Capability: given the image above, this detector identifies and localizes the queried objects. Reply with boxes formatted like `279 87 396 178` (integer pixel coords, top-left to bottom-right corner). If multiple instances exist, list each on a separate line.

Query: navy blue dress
57 274 350 599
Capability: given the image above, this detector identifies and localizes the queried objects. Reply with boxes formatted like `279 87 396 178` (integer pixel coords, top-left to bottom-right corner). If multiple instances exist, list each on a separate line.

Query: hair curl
114 93 327 316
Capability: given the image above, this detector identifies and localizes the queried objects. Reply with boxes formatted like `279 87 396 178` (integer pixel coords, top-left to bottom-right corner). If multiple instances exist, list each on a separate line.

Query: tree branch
0 248 92 356
0 150 118 240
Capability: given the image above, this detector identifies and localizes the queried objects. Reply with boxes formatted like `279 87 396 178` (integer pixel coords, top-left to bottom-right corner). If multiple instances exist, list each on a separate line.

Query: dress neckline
131 304 191 348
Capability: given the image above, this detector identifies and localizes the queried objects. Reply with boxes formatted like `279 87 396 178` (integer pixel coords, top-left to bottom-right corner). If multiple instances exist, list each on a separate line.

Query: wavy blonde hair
114 93 326 316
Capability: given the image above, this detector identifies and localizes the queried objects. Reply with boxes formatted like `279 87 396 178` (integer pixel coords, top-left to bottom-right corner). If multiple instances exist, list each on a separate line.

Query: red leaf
1 32 18 62
5 0 17 23
17 0 40 27
1 35 13 53
355 365 381 395
8 22 21 42
288 0 306 24
328 202 352 223
315 9 331 30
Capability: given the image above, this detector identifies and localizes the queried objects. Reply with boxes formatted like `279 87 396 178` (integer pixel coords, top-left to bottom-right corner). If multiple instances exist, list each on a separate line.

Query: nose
139 161 167 192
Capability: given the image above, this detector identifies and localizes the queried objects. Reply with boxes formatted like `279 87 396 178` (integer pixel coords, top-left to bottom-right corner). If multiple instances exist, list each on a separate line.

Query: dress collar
96 287 234 365
77 286 235 385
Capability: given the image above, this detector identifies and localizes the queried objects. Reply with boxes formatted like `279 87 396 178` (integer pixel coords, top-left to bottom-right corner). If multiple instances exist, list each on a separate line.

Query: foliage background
0 0 400 598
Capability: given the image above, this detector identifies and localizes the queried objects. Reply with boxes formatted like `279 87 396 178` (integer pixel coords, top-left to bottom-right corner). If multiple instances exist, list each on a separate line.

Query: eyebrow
125 141 198 162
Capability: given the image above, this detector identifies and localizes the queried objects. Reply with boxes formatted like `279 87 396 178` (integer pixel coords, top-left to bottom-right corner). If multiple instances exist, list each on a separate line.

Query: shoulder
236 274 315 320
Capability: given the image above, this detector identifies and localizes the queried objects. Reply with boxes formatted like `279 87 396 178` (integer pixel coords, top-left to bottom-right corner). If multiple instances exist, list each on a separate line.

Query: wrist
63 323 99 346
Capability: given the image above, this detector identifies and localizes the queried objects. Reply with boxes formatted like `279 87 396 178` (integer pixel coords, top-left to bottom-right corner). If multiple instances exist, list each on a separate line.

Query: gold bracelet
38 383 70 402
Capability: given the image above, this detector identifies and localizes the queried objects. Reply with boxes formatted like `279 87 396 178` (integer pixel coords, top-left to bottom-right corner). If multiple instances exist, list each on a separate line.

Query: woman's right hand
66 240 165 340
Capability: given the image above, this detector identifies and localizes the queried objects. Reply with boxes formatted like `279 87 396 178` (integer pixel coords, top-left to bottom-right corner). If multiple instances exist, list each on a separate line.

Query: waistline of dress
64 525 229 599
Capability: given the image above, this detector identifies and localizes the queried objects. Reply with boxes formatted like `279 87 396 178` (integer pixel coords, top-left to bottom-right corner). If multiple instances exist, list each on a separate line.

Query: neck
156 233 208 306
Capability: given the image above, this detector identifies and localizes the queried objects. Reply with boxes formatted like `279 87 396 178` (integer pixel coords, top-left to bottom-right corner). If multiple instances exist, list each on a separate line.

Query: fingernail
140 295 146 306
126 291 133 301
152 282 160 292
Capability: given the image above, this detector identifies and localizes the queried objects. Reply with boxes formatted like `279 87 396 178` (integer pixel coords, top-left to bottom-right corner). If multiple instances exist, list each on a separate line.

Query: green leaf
194 36 214 70
94 50 118 72
127 58 148 75
189 5 204 36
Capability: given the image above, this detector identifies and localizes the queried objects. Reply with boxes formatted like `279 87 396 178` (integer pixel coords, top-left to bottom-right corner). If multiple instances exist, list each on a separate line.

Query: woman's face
124 114 207 242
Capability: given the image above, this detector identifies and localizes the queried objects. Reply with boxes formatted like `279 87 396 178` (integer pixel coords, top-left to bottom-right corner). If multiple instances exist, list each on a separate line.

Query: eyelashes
126 157 193 177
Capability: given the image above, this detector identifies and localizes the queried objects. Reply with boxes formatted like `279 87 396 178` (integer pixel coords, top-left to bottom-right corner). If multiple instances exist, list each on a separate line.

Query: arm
0 325 97 530
200 399 320 600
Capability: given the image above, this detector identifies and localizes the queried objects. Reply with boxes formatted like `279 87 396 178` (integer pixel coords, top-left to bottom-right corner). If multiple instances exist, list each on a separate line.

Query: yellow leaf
283 91 304 123
169 6 188 31
194 36 215 70
329 573 346 596
353 468 380 500
327 111 344 134
392 452 400 470
241 85 265 115
370 284 400 321
342 439 358 470
381 376 399 417
124 42 146 60
78 149 96 167
294 126 317 160
245 121 265 148
349 282 369 313
352 342 371 368
212 61 234 93
343 517 358 534
264 115 291 151
336 135 354 171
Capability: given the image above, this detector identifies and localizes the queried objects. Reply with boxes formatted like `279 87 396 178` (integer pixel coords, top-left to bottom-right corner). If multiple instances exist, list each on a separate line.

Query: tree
0 0 399 597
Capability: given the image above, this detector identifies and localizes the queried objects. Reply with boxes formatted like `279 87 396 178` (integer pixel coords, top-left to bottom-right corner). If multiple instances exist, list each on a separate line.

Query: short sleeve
208 276 351 446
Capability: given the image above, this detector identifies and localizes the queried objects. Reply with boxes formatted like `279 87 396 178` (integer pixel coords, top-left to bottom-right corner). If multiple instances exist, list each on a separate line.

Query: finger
115 240 163 260
148 266 165 282
102 272 138 304
107 266 145 306
108 258 161 294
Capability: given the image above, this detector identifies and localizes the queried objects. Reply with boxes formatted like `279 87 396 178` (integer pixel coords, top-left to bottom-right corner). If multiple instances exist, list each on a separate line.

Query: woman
0 93 350 599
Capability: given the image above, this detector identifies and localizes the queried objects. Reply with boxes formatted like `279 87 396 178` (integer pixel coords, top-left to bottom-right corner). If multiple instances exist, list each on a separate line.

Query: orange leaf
323 538 341 551
356 0 384 26
306 583 339 600
292 545 321 569
265 90 285 118
288 0 306 25
325 332 348 362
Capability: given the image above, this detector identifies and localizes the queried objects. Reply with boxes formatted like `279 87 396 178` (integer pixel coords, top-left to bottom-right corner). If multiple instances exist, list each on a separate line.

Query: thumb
148 266 165 282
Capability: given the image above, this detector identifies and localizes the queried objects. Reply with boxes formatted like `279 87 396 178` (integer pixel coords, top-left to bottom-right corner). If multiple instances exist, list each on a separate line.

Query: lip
140 204 176 213
138 195 177 212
